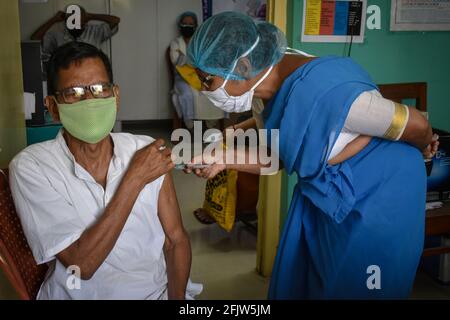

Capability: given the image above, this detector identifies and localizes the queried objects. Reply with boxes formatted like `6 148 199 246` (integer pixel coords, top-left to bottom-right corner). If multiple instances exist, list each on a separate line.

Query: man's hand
423 134 440 159
128 139 175 187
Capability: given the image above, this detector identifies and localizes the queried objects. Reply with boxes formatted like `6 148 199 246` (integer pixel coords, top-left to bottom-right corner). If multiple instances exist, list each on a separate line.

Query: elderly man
9 42 201 300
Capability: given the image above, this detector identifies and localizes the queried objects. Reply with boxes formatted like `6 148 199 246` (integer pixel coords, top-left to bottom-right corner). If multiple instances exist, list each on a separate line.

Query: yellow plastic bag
203 170 238 232
175 64 202 91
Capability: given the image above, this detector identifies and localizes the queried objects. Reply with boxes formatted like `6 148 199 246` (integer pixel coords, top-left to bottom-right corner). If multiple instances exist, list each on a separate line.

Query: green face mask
57 97 117 144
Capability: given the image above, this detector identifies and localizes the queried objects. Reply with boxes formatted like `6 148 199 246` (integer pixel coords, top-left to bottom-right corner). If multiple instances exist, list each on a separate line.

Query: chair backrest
378 82 427 112
0 169 48 300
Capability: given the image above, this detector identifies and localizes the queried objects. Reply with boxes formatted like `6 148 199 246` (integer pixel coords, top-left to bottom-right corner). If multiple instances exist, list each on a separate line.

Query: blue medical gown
264 56 426 299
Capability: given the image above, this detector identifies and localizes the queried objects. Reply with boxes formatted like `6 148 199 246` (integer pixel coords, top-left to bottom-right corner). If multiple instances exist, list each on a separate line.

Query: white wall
111 0 203 120
19 0 203 121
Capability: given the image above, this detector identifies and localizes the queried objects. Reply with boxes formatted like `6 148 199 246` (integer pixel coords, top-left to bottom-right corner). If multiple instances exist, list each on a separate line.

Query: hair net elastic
177 11 198 27
187 11 287 81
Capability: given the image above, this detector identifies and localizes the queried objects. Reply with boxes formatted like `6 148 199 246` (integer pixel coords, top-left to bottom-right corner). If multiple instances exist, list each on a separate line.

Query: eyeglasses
55 83 115 104
197 73 214 89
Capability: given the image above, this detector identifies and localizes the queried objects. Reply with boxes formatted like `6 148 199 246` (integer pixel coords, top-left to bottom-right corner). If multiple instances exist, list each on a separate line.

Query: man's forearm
165 234 191 300
57 171 144 280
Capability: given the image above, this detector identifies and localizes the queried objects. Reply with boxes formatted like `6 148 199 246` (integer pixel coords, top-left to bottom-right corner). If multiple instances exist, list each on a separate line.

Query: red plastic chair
0 169 48 300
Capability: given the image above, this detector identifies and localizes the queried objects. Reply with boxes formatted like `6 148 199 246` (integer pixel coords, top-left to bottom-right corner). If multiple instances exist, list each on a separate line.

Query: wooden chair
378 82 450 257
423 203 450 257
378 82 427 112
0 169 48 299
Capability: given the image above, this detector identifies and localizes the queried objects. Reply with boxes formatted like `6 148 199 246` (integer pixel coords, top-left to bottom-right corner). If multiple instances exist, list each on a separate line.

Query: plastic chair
0 169 48 300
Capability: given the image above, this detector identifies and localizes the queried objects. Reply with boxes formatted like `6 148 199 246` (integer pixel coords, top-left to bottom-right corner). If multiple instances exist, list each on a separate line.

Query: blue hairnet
177 11 198 27
187 11 287 81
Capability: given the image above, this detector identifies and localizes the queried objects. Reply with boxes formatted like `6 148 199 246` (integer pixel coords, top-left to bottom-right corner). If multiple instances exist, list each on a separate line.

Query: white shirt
9 131 202 300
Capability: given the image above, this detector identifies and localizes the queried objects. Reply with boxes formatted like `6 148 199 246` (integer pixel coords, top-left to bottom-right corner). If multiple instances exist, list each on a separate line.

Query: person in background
31 5 120 68
9 42 201 300
169 12 199 130
246 0 267 21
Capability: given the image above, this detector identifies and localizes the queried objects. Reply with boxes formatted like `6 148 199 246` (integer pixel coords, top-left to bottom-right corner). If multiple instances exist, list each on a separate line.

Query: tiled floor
172 169 269 300
0 126 449 300
411 271 450 300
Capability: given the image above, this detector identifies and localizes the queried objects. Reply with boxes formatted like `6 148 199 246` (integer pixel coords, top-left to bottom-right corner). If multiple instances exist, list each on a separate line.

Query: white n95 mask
201 36 272 113
202 65 273 113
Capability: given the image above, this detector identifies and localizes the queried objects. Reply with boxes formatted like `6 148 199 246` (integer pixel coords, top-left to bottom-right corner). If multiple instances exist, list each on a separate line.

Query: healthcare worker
186 12 439 299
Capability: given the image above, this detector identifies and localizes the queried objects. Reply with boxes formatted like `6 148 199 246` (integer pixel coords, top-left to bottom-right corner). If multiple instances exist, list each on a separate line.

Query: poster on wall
301 0 367 43
202 0 267 21
391 0 450 31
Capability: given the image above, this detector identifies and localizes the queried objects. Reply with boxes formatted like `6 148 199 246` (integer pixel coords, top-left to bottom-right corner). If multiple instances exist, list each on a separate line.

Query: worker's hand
223 125 235 143
423 134 440 159
200 164 227 180
187 163 227 180
128 139 175 187
184 153 226 179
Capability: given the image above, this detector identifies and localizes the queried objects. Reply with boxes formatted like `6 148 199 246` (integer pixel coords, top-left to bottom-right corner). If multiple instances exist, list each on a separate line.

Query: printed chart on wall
301 0 367 43
391 0 450 31
202 0 267 21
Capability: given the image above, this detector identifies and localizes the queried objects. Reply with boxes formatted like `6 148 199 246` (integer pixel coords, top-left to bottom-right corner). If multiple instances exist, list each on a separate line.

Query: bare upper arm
157 174 187 244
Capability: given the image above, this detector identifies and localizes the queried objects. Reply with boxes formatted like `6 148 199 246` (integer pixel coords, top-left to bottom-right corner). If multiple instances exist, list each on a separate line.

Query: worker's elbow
403 113 433 149
417 120 433 148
